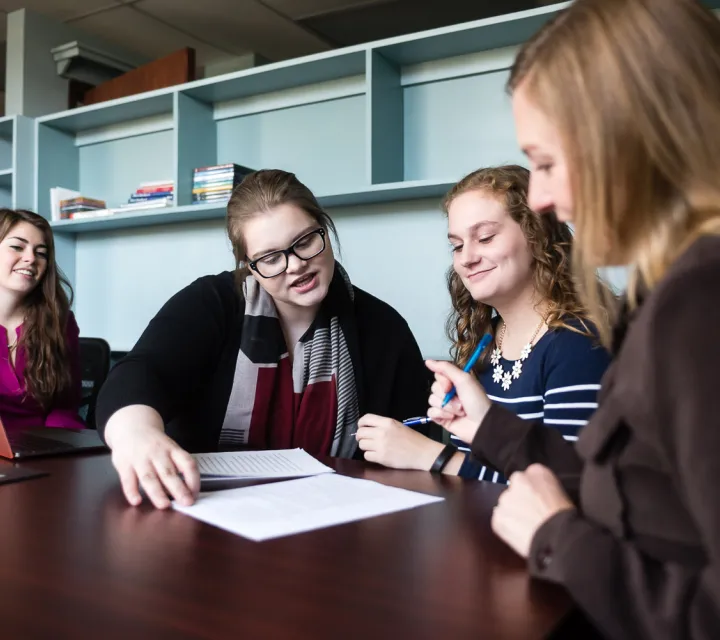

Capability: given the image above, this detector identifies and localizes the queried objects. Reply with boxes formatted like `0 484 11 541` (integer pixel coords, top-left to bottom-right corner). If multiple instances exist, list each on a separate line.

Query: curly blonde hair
444 165 609 367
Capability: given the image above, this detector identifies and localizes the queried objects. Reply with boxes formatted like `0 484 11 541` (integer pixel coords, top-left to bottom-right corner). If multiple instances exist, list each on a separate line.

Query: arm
468 404 582 482
355 321 458 472
469 331 610 488
528 264 720 640
45 311 86 429
95 276 232 441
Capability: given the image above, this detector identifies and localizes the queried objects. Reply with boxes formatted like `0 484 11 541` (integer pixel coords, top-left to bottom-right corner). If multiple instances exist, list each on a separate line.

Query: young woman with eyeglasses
97 169 434 509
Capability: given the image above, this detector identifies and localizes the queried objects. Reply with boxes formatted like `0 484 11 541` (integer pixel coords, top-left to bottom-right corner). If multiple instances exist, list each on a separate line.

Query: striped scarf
218 263 360 459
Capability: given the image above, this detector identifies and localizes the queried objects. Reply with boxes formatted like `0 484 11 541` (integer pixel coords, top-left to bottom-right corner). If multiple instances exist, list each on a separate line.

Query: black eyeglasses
248 228 326 278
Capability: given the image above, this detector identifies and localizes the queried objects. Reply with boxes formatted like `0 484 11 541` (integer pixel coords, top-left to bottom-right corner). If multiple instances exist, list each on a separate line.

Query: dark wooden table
0 453 572 639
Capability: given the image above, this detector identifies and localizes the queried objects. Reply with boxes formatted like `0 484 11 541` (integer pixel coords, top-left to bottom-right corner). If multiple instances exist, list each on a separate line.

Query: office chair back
78 337 111 429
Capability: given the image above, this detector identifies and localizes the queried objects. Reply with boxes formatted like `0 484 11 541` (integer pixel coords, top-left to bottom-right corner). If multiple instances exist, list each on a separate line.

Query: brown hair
226 169 338 284
444 165 606 367
0 209 73 408
508 0 720 345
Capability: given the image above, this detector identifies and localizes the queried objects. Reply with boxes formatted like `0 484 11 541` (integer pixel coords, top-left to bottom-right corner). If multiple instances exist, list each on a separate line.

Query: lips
290 272 316 287
468 266 496 280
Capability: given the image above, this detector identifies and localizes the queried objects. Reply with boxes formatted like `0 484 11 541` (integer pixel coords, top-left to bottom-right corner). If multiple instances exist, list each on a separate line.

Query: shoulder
646 235 720 321
540 319 612 379
634 235 720 370
183 271 237 299
65 309 80 340
167 271 240 311
352 286 413 335
545 318 604 353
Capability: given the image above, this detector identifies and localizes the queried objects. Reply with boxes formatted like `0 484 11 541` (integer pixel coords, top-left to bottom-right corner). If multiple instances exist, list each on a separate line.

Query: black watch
431 443 458 473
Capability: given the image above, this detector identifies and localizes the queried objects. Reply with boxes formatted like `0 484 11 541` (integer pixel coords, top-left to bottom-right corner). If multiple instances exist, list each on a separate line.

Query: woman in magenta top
0 208 84 431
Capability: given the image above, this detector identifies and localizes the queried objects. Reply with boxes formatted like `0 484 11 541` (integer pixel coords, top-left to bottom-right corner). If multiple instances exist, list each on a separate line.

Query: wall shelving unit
35 4 568 239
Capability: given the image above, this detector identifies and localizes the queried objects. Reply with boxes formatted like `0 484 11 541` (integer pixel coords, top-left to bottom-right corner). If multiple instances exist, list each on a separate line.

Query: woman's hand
491 464 575 558
425 359 493 445
356 414 444 471
105 405 200 509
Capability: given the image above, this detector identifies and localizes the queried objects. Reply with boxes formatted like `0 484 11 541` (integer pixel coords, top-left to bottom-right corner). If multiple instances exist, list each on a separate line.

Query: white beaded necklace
490 319 545 391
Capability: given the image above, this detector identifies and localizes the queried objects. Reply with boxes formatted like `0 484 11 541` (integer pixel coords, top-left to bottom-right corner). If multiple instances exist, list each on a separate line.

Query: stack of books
121 180 174 211
59 196 108 220
192 163 253 204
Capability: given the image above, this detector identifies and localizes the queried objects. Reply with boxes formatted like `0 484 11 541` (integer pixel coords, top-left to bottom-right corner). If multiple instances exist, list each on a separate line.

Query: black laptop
0 418 107 459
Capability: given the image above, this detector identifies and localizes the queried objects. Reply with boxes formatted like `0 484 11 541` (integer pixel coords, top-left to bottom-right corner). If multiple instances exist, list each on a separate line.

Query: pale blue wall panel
175 93 217 206
73 198 453 359
0 139 12 171
74 221 235 349
79 130 174 208
404 70 525 181
216 96 366 195
13 116 36 209
36 124 78 218
367 50 403 184
332 199 452 359
0 189 12 208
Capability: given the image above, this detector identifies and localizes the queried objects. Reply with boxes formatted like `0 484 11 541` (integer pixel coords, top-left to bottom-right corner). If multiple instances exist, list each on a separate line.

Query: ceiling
0 0 554 89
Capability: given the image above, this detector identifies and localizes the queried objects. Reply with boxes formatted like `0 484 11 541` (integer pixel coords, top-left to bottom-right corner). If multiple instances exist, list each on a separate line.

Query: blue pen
402 416 433 427
441 332 492 407
352 415 431 437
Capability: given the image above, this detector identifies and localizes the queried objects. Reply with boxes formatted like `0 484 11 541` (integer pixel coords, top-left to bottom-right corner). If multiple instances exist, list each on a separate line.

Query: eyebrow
447 221 499 241
8 236 47 250
250 226 317 260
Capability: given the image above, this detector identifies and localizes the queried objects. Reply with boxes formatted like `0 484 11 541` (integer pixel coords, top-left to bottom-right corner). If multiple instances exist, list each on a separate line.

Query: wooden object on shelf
82 48 196 107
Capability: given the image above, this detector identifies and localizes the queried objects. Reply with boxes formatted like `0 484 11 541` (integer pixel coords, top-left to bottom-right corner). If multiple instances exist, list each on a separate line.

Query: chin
460 279 494 305
293 281 329 307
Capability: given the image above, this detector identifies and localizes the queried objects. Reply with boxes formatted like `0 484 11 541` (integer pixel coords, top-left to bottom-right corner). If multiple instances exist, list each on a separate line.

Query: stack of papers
174 472 443 542
193 448 334 483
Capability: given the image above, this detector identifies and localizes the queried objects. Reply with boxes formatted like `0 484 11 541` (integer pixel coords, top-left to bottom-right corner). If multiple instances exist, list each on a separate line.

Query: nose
285 252 307 273
528 172 554 214
459 243 482 270
22 249 36 264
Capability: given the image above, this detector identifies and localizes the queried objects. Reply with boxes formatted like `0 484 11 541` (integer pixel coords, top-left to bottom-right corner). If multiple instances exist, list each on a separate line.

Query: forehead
4 221 46 245
511 83 559 150
447 190 507 232
243 203 317 253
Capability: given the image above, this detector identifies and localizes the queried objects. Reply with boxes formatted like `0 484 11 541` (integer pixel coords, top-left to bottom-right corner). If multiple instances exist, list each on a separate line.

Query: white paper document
173 473 444 542
193 448 334 480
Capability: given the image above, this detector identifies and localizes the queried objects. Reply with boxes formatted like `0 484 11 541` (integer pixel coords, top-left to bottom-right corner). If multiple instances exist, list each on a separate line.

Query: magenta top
0 311 85 432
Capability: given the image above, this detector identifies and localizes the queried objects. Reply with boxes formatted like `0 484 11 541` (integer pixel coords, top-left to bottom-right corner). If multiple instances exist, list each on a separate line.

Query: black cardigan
96 271 434 453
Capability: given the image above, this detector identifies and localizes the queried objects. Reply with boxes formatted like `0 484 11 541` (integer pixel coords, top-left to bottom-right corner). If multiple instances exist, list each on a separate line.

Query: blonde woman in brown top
426 0 720 638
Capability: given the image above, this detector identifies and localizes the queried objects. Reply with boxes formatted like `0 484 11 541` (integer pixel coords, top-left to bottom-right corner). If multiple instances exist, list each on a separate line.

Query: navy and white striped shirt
453 322 611 483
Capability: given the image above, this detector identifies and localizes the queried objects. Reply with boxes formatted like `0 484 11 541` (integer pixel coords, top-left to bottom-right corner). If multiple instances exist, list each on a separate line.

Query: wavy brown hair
226 169 339 287
507 0 720 346
444 165 607 367
0 209 74 408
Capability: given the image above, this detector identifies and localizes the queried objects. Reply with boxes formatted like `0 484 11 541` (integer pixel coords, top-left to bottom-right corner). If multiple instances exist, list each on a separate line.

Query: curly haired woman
356 165 611 481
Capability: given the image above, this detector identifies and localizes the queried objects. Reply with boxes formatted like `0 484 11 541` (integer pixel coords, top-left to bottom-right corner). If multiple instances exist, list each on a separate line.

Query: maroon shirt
0 311 84 431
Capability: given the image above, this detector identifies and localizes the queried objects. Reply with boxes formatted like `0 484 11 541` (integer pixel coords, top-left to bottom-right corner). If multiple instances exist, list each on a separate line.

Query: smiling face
243 203 335 311
447 190 534 308
0 221 49 298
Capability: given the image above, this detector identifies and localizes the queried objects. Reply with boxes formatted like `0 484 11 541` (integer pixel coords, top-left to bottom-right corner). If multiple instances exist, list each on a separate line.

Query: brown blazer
471 235 720 639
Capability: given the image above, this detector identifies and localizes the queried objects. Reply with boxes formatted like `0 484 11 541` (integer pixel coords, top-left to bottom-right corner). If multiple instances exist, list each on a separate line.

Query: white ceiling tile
71 4 233 67
263 0 393 20
0 0 123 22
135 0 331 61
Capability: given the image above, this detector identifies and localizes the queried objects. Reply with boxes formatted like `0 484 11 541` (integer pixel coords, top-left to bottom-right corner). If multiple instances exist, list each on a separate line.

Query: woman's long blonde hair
444 165 605 367
508 0 720 345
